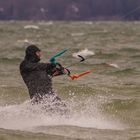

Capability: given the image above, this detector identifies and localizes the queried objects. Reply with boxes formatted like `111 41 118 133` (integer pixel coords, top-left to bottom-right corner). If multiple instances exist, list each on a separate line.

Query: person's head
25 45 42 62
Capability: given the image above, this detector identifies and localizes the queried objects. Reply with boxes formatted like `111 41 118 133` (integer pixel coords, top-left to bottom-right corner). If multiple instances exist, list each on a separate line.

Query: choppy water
0 21 140 140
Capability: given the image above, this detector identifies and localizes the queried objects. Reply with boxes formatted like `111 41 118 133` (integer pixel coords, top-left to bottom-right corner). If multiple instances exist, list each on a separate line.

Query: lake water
0 21 140 140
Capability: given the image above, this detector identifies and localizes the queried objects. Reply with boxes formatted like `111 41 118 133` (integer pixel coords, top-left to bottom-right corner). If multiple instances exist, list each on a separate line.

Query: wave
0 128 73 140
119 48 140 53
0 57 21 64
111 68 139 76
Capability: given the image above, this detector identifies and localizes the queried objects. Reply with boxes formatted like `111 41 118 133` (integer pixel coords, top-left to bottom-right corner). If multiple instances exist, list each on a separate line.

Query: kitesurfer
20 45 67 104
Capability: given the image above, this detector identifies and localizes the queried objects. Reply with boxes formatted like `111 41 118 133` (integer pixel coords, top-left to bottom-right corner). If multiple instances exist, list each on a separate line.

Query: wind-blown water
0 21 140 140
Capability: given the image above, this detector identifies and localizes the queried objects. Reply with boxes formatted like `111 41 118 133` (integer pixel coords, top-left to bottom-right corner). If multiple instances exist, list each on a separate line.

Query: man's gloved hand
46 63 57 75
52 63 65 76
46 63 70 76
52 63 71 76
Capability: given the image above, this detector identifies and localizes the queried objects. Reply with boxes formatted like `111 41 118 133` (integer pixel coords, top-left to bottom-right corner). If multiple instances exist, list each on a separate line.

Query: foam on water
0 95 125 132
24 25 39 29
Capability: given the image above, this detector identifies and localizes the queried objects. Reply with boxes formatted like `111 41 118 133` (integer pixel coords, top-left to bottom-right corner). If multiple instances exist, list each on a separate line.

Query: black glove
46 63 57 75
53 63 71 76
53 63 65 76
46 63 70 76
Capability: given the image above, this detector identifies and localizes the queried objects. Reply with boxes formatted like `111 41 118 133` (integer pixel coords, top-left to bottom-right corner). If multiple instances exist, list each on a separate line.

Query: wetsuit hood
25 45 41 62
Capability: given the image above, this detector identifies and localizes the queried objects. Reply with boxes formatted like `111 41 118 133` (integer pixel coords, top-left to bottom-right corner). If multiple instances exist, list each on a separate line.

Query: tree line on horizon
0 0 140 20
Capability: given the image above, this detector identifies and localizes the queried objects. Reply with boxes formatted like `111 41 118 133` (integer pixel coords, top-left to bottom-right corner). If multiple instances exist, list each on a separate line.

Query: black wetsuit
20 45 61 102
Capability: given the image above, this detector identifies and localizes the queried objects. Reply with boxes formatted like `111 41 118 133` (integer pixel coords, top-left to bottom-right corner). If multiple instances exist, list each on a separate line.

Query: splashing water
0 95 125 132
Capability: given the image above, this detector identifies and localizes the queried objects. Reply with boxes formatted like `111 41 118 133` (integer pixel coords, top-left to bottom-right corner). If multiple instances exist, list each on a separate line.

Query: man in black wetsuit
20 45 66 103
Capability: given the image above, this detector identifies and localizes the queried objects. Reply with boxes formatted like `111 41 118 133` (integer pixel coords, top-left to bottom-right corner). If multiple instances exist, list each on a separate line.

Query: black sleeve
21 61 56 72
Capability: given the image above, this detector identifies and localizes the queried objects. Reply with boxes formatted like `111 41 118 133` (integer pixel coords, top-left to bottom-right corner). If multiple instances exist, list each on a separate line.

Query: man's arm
21 61 56 72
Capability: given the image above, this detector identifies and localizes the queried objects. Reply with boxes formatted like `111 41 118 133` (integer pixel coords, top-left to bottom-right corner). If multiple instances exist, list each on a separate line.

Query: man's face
36 51 42 59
